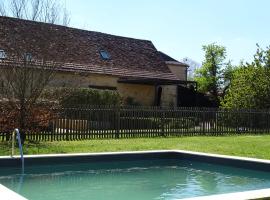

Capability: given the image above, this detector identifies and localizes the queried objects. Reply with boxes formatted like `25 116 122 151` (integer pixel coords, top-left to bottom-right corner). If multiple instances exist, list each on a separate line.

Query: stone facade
167 63 187 81
0 17 189 106
49 61 187 106
50 72 156 106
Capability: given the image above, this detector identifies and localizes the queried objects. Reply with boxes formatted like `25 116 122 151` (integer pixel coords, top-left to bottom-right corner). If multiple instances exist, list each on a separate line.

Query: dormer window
99 50 111 60
24 53 32 61
0 50 6 59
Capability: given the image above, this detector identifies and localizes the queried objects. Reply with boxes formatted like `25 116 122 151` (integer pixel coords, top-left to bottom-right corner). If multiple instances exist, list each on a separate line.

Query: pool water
1 159 270 200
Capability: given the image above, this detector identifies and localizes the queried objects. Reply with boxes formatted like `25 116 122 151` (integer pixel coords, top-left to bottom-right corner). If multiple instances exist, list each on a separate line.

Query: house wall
1 68 178 106
50 72 118 88
160 85 177 107
117 83 155 106
167 64 187 81
49 72 156 106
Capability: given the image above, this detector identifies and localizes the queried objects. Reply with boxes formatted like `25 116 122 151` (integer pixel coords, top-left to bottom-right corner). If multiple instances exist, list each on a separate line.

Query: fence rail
1 106 270 141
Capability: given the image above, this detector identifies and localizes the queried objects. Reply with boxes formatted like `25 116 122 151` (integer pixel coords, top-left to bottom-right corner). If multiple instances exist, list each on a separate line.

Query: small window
99 50 111 60
0 50 6 59
24 53 32 61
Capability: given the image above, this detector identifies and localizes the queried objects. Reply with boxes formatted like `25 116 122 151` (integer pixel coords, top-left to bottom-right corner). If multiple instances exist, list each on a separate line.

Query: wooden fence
1 106 270 141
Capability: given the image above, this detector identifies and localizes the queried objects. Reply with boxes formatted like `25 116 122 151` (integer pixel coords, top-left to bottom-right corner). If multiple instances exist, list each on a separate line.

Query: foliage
0 56 64 137
0 0 71 142
221 45 270 109
124 97 142 106
221 63 235 97
253 44 270 68
60 88 122 107
194 43 232 103
0 101 57 133
120 118 160 129
40 87 71 103
165 118 196 129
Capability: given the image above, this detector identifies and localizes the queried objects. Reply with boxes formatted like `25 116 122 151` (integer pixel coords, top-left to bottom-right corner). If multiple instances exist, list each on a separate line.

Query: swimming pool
1 151 270 200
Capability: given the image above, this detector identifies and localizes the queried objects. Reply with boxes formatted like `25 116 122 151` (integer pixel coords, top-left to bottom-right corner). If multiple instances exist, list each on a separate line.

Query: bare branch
48 1 59 24
30 0 42 21
41 0 49 23
2 0 71 25
9 0 27 19
62 6 70 26
0 0 71 134
0 1 6 16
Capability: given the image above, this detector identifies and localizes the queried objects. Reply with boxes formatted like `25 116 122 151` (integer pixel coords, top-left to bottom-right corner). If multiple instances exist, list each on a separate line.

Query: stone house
0 16 195 106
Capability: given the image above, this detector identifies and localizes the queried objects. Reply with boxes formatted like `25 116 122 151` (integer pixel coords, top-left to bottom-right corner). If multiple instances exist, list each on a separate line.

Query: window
24 53 32 61
99 50 111 60
0 50 6 59
88 85 117 90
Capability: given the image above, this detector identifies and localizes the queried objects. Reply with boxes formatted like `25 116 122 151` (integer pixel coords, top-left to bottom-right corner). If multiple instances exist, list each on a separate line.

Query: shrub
165 118 196 129
0 101 57 133
59 88 122 107
124 97 142 106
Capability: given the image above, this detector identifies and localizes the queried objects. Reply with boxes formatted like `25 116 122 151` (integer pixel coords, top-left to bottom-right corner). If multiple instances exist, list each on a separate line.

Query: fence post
115 106 120 139
202 110 206 135
161 108 165 137
65 108 70 141
5 132 10 142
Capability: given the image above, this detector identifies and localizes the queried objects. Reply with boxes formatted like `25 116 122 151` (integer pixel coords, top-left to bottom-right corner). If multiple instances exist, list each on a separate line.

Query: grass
1 135 270 160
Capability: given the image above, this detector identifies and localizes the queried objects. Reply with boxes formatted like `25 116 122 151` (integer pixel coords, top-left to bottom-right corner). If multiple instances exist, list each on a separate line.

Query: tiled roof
0 16 179 80
159 51 189 66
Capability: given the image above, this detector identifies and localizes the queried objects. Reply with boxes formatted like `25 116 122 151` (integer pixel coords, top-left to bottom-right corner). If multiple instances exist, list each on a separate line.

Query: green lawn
1 135 270 160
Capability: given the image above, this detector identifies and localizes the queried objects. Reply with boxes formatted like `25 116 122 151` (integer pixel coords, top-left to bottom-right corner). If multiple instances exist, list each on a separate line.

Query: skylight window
24 53 32 61
0 50 6 59
99 50 111 60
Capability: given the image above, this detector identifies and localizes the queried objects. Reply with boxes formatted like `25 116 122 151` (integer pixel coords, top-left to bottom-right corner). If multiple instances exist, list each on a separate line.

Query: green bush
124 97 142 106
60 88 122 107
120 117 160 129
218 109 270 130
165 118 197 129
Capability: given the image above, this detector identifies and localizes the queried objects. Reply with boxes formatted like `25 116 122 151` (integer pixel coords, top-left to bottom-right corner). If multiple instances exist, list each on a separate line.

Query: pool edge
0 184 27 200
180 188 270 200
1 150 270 200
1 150 270 164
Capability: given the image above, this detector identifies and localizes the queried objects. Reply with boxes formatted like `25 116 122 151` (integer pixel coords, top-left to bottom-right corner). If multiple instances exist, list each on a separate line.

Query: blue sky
63 0 270 65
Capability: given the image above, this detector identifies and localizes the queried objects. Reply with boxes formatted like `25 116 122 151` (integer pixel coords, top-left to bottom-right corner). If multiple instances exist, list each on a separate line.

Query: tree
0 29 67 141
182 57 201 80
0 0 70 142
0 0 70 25
253 44 270 68
194 43 231 103
221 45 270 109
0 56 60 132
221 62 235 98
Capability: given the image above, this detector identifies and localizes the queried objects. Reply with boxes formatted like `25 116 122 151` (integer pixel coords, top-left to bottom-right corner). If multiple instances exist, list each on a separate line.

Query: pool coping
0 184 27 200
181 188 270 200
2 149 270 163
1 150 270 200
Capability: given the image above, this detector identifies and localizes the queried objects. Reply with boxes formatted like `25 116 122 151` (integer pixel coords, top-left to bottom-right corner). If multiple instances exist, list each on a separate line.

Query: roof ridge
0 15 173 78
0 16 152 43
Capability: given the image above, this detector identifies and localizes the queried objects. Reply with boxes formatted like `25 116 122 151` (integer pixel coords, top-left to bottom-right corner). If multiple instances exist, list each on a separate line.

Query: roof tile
0 16 178 80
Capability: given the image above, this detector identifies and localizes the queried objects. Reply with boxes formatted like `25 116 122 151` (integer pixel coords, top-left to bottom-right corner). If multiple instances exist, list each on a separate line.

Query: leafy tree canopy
221 45 270 109
194 43 232 104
